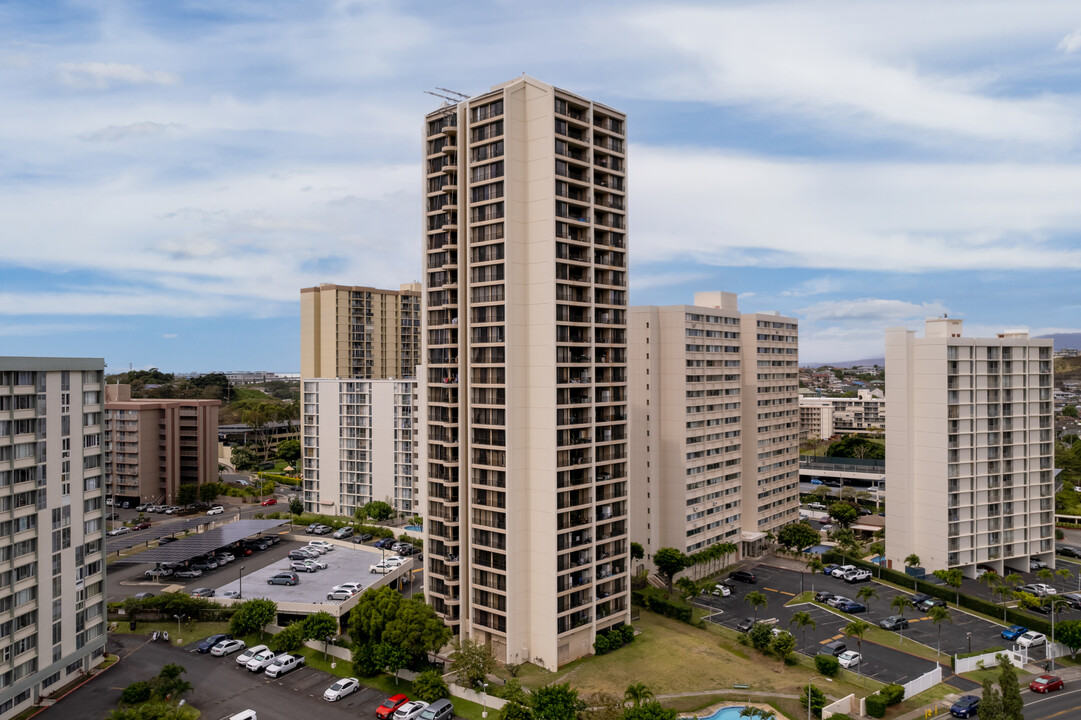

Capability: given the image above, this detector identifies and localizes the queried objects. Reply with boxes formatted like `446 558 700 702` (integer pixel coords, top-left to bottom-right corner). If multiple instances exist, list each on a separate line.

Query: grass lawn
111 620 232 647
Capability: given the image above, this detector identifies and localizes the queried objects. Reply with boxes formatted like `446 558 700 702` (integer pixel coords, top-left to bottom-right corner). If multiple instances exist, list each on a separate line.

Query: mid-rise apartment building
300 282 421 380
419 76 630 669
629 292 800 561
103 385 220 507
799 389 885 440
885 319 1056 577
301 378 417 516
0 358 108 719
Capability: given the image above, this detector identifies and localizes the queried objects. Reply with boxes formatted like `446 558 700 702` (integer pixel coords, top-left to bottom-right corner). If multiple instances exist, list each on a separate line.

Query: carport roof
130 520 289 564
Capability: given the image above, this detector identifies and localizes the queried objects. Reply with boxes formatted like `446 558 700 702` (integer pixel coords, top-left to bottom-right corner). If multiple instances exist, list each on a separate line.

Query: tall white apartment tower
420 76 630 670
629 293 800 562
0 358 108 719
885 319 1056 577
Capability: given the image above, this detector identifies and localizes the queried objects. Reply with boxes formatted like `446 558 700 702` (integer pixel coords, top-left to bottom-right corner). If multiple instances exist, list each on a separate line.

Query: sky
3 0 1081 371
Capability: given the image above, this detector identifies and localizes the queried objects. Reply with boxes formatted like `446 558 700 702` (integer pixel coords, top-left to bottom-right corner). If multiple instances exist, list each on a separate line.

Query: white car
1018 632 1047 648
370 560 397 574
236 644 269 666
264 653 304 678
246 649 277 672
336 582 363 594
207 505 225 515
308 540 334 552
711 584 732 597
831 565 856 578
844 569 872 583
838 650 862 668
305 558 328 570
1029 584 1058 597
324 677 361 702
394 701 429 720
304 543 329 555
210 638 247 657
108 526 131 536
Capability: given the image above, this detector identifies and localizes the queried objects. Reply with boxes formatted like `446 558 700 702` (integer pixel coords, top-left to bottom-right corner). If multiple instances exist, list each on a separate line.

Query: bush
121 681 152 704
631 588 693 623
864 693 887 718
828 715 852 720
257 472 300 486
593 634 610 655
814 654 840 677
413 668 450 702
620 624 635 644
880 684 905 706
748 623 772 650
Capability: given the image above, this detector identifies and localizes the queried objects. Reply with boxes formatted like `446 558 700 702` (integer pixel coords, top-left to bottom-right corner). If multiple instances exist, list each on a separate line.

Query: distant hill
802 358 885 369
1037 333 1081 351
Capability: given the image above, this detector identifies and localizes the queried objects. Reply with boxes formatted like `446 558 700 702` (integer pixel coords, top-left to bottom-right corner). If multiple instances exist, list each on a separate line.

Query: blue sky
3 0 1081 371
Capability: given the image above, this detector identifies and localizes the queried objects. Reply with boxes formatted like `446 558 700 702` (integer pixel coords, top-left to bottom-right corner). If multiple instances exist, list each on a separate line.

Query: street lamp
807 675 829 720
174 614 185 643
481 682 489 718
238 565 246 599
966 632 972 655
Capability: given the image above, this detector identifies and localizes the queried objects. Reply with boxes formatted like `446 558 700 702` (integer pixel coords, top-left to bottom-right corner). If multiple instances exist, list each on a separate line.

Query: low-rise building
799 389 886 440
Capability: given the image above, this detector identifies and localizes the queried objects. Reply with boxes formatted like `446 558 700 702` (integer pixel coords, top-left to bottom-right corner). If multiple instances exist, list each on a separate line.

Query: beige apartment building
301 378 417 516
799 389 885 441
629 292 800 562
885 318 1056 577
419 76 630 670
103 385 220 507
0 358 108 719
300 283 421 380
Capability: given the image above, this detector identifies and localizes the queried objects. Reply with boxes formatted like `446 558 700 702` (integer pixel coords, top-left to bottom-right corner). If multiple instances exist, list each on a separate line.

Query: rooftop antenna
435 87 469 99
424 88 468 106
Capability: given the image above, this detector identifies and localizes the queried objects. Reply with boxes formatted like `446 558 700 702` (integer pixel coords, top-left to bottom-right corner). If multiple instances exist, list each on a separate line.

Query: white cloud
798 298 947 323
161 333 178 338
630 270 711 291
1059 28 1081 53
57 62 180 89
1 54 30 69
80 121 183 142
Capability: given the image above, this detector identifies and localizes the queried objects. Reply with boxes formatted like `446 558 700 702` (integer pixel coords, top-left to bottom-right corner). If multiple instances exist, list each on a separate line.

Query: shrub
121 681 152 704
814 654 840 677
620 624 635 644
631 588 693 623
748 623 772 650
593 634 610 655
828 715 852 720
413 668 450 702
880 684 905 706
864 693 887 718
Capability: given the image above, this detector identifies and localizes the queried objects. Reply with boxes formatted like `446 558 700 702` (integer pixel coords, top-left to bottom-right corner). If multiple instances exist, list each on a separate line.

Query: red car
376 694 409 720
1029 674 1064 693
260 498 277 506
133 522 152 530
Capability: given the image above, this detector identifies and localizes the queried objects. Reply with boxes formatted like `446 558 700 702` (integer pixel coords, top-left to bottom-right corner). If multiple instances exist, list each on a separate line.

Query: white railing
822 694 858 719
902 665 942 700
954 649 1026 674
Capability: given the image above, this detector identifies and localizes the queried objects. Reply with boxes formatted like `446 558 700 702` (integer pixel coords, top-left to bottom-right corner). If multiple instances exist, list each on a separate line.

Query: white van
229 711 257 720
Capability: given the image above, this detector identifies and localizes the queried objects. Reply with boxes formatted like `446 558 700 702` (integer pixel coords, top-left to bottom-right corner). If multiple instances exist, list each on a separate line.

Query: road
1024 685 1081 719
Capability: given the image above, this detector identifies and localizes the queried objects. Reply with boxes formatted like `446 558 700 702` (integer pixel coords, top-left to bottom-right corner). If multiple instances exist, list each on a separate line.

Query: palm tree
868 541 886 578
790 610 816 651
1037 568 1054 586
977 570 1000 599
623 683 654 707
928 606 952 656
1056 566 1074 591
904 554 921 590
738 708 775 720
891 594 912 618
992 584 1013 622
857 585 878 612
805 556 825 593
745 591 768 622
676 576 698 600
843 619 871 675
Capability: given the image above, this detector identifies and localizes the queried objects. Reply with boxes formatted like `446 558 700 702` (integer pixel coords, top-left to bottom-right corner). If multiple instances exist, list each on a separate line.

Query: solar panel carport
128 520 289 565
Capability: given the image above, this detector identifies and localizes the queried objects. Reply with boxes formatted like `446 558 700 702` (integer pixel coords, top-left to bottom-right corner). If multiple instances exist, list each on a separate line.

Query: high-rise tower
420 76 630 669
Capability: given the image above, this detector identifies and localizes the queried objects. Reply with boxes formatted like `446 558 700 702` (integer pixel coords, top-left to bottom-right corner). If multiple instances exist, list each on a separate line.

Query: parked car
817 640 847 657
729 570 757 584
332 527 354 540
221 590 242 599
189 588 216 598
309 540 334 552
837 650 862 669
1030 558 1049 571
144 567 173 579
1020 583 1057 597
843 569 871 583
814 591 834 604
370 560 399 574
324 677 361 701
1029 674 1064 693
735 617 757 632
377 694 411 720
312 525 333 535
335 582 363 594
419 699 453 720
711 583 732 597
826 595 852 608
260 498 277 506
197 633 233 653
1017 631 1047 648
216 552 235 564
822 564 840 576
836 600 866 614
108 526 130 536
133 521 152 530
211 638 246 657
207 505 225 515
246 649 278 673
916 597 946 612
949 695 979 718
135 504 149 511
1001 624 1028 641
291 561 320 574
910 593 931 607
264 653 304 678
879 615 909 631
1057 546 1081 558
394 701 430 720
328 587 357 601
267 572 299 586
174 568 202 579
831 565 856 578
374 538 397 549
133 592 155 599
353 533 374 543
288 550 314 561
236 644 269 666
1060 593 1081 609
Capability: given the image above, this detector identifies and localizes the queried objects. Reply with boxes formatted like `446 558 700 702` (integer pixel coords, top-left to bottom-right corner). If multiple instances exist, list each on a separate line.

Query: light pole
174 614 185 643
481 682 489 718
966 632 972 655
238 565 246 599
807 675 828 720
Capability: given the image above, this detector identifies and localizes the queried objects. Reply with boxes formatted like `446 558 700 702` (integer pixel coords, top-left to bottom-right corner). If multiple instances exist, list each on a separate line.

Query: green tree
630 542 644 562
121 681 152 705
776 522 820 552
904 554 921 589
1057 620 1081 659
992 584 1013 621
790 610 816 651
856 585 878 612
303 610 339 658
623 683 654 707
450 638 498 688
1056 566 1073 590
230 444 258 471
276 438 301 465
652 547 690 595
289 497 304 516
382 597 453 660
363 500 395 521
623 702 678 720
502 701 535 720
843 620 870 674
890 594 912 618
414 668 451 702
825 435 885 460
176 484 198 506
229 598 278 637
270 621 305 652
979 678 1003 720
799 684 827 718
745 590 768 622
1064 404 1078 418
350 586 403 644
770 630 796 664
928 606 952 656
675 576 698 600
828 502 858 529
933 568 964 605
868 541 886 577
374 641 411 685
998 656 1024 718
532 683 585 720
198 482 221 503
150 663 191 703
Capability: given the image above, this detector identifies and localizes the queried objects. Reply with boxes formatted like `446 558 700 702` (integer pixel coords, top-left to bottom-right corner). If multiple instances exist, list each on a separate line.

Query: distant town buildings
885 319 1055 577
799 389 885 440
0 358 108 719
629 292 800 561
104 384 220 507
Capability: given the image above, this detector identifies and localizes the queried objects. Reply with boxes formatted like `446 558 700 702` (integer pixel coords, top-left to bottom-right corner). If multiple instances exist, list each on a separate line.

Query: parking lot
39 633 434 720
697 564 984 690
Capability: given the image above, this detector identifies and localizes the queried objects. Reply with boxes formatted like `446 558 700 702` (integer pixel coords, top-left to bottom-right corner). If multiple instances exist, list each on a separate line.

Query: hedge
631 588 693 622
820 551 1052 636
258 472 301 486
864 693 887 718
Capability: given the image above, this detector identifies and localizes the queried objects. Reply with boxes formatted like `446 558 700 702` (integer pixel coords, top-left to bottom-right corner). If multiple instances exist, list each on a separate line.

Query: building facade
103 385 220 507
799 389 885 441
885 319 1056 577
629 293 800 562
301 378 417 516
0 358 108 719
300 283 421 380
420 76 630 669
